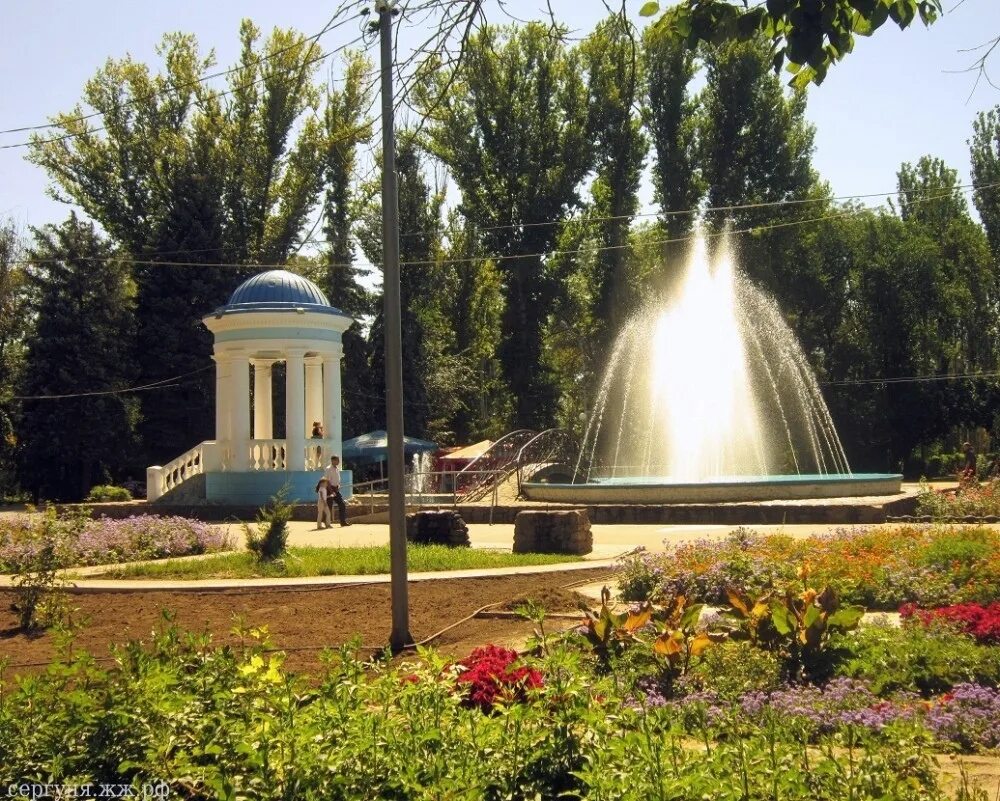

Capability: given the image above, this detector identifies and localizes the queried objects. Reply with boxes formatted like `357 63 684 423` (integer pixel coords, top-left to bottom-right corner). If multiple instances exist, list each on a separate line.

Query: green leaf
827 606 865 630
771 603 794 636
680 603 704 630
639 1 661 17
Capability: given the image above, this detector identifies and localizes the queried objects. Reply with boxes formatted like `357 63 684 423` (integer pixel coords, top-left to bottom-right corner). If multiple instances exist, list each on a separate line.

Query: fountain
523 232 901 504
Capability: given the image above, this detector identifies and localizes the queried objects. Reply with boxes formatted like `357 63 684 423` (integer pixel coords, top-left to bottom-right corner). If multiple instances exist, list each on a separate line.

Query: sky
2 0 1000 236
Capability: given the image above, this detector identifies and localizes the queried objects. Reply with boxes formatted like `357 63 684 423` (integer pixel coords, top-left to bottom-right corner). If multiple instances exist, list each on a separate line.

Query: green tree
640 0 940 87
699 37 816 233
643 23 702 241
970 107 1000 261
29 22 332 465
419 23 594 430
897 156 969 231
16 216 136 501
0 222 30 495
581 17 649 347
319 52 377 440
359 137 446 438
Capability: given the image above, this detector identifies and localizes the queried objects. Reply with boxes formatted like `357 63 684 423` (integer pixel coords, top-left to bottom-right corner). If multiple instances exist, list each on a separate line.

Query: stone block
513 509 592 555
405 510 470 547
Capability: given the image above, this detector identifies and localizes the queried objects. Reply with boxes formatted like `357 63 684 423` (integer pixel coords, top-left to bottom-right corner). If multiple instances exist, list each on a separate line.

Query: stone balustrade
148 438 340 501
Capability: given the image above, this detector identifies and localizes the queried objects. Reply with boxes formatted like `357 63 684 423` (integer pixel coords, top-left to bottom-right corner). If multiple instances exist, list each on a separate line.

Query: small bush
84 485 132 503
680 640 783 700
8 508 69 630
834 618 1000 696
245 488 293 562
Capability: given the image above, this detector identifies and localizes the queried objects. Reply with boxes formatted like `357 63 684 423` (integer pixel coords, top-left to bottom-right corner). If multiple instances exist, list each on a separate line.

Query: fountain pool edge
522 473 903 504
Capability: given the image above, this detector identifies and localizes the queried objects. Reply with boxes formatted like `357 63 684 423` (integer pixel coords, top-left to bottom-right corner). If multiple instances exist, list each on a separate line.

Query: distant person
961 441 977 482
311 422 324 462
323 455 350 527
315 477 332 530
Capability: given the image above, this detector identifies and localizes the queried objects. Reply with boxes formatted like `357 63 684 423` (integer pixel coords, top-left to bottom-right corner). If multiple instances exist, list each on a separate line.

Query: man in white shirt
323 455 350 526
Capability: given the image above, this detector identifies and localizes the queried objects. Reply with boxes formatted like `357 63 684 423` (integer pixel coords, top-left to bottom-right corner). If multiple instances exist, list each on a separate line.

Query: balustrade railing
249 440 287 471
145 437 341 500
147 442 205 501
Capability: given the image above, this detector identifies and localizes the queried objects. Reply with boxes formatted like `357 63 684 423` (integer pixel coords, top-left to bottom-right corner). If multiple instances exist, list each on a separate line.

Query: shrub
84 484 132 502
0 626 958 797
924 683 1000 752
7 508 70 630
917 478 1000 519
834 618 1000 696
679 640 783 700
244 488 293 562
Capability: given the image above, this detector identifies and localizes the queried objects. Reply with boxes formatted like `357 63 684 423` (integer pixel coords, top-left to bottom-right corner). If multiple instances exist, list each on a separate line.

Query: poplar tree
419 23 593 430
29 22 333 465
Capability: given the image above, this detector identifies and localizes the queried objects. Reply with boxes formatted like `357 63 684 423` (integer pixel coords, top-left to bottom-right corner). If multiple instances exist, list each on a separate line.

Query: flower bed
618 525 1000 608
0 628 986 799
917 478 1000 519
901 602 1000 644
664 679 1000 752
0 511 228 571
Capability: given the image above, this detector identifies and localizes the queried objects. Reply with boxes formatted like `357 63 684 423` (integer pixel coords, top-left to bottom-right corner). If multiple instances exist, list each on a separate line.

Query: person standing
315 477 332 529
962 441 977 482
311 421 325 464
323 455 351 527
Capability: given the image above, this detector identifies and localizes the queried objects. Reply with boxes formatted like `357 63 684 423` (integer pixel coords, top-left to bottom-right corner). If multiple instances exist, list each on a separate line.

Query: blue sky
2 1 999 234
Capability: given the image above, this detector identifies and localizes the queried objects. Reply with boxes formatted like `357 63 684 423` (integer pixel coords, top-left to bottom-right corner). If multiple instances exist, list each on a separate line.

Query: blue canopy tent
341 430 438 467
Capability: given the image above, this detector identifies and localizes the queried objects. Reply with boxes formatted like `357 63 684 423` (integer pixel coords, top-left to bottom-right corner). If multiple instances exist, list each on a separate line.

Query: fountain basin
522 473 903 504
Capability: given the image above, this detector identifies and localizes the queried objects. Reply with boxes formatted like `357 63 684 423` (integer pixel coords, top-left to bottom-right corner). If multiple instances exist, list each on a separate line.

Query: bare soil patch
0 568 614 676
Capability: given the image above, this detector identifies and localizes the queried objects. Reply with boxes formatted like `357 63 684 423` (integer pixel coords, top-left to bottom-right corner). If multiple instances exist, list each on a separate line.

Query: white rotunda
146 270 354 504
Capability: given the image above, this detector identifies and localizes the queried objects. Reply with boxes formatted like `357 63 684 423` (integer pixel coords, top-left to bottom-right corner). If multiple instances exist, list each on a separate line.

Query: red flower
899 602 1000 644
454 644 544 711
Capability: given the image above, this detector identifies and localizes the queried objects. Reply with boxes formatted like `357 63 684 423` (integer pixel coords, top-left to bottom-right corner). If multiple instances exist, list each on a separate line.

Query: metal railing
455 429 537 502
351 469 507 517
515 428 580 495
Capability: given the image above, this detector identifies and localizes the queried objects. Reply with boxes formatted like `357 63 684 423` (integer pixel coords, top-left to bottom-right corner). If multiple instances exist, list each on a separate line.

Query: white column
322 348 343 458
229 351 250 471
213 352 231 445
252 360 273 440
285 349 306 471
305 359 323 437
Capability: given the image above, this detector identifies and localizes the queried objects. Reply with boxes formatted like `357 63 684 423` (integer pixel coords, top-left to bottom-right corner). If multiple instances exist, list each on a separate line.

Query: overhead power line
12 180 1000 272
822 371 1000 387
11 365 213 401
0 8 361 139
0 19 375 151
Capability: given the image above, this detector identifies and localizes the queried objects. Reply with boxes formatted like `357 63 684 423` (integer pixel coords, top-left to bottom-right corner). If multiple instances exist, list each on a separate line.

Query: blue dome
228 270 330 307
210 270 351 320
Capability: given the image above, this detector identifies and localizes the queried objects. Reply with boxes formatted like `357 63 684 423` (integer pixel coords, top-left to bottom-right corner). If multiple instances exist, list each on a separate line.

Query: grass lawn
90 545 583 579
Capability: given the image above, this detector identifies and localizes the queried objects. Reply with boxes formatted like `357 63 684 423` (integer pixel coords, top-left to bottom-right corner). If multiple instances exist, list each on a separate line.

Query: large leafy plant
725 564 864 680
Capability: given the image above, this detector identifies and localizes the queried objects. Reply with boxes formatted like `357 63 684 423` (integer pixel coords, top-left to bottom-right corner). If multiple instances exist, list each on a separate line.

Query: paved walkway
2 517 981 592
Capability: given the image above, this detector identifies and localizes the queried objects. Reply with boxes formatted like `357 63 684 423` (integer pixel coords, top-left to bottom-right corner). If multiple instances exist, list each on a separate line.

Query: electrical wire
14 180 998 273
10 365 213 401
0 8 363 139
0 21 375 151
